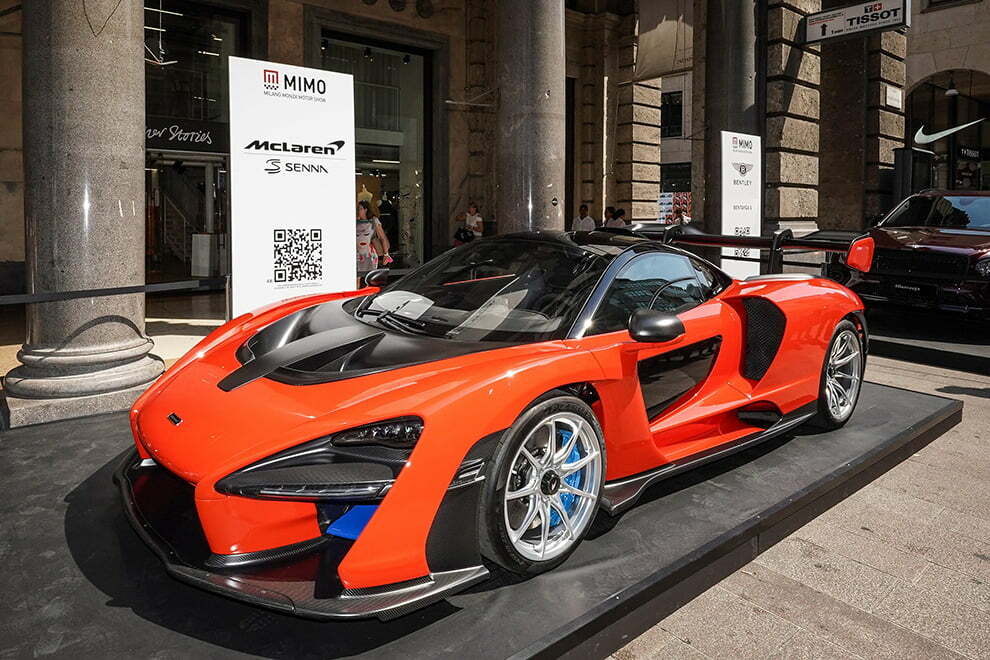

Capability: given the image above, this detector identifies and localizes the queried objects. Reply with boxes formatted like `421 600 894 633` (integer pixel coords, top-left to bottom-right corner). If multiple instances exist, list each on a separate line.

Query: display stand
866 306 990 375
0 383 961 659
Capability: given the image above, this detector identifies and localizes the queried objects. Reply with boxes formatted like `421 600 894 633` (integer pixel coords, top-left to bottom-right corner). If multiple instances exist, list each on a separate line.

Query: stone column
465 0 497 225
4 0 162 427
819 14 906 231
864 30 906 224
764 0 821 235
614 15 662 223
495 0 566 233
701 0 761 236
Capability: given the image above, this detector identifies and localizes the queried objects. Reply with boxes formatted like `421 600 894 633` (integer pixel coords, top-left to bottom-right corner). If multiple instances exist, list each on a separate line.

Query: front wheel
479 394 605 575
808 319 865 430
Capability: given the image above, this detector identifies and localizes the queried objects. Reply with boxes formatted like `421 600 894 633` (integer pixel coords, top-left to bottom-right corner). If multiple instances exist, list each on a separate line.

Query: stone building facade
2 0 985 425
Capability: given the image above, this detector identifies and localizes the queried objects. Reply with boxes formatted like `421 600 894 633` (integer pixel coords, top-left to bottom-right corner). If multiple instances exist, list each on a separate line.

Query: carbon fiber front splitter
113 449 489 620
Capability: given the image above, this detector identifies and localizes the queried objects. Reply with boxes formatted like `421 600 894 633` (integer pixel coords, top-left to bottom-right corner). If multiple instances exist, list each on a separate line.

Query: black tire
478 391 606 576
806 319 865 430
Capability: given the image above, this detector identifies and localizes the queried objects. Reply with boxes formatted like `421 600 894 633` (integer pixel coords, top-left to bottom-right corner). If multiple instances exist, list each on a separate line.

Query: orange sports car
116 230 873 620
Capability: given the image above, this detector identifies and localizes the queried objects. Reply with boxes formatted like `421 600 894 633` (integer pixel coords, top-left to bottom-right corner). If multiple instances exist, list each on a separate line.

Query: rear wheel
808 319 864 430
479 394 605 575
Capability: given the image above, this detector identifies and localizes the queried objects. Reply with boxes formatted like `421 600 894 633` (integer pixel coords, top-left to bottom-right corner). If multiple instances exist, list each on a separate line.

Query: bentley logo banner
228 56 356 316
721 131 762 279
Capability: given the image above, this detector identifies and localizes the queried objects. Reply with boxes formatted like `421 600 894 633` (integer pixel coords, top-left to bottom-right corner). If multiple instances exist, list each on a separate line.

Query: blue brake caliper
549 429 582 528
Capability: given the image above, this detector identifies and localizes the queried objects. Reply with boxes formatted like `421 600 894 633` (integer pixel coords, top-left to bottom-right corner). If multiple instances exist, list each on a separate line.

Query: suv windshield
880 195 990 230
354 239 612 342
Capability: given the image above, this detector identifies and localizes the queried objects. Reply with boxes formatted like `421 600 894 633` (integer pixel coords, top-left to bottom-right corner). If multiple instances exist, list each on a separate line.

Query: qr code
273 228 323 283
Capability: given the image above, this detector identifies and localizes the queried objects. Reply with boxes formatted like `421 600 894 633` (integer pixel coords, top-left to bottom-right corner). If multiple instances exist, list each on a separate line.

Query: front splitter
113 449 488 620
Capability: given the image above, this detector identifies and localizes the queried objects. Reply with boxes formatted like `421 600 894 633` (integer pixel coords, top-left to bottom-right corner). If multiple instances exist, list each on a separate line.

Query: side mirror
364 268 390 287
845 235 875 273
628 309 685 343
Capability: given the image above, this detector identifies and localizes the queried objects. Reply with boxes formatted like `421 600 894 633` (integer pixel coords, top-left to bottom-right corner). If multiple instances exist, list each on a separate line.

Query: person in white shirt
605 207 627 228
465 202 484 239
573 204 595 231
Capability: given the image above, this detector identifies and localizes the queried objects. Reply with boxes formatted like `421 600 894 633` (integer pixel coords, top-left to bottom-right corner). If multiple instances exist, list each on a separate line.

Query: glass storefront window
906 72 989 192
145 1 246 123
320 35 428 270
143 2 250 285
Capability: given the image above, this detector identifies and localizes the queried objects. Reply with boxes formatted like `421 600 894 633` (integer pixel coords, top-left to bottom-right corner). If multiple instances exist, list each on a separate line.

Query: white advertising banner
228 56 356 317
720 131 762 279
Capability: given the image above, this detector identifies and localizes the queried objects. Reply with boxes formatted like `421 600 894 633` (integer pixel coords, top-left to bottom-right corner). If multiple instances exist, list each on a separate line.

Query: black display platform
0 383 961 659
866 306 990 375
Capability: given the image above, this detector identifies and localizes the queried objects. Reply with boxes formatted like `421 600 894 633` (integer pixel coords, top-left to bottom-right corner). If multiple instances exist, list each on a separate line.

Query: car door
575 249 749 475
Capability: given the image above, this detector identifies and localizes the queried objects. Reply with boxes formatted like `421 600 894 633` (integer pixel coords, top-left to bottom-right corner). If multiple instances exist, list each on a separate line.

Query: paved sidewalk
615 356 990 660
0 294 224 393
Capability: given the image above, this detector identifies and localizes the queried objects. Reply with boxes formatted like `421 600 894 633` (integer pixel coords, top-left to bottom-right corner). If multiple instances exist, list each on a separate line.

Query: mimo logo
261 68 327 95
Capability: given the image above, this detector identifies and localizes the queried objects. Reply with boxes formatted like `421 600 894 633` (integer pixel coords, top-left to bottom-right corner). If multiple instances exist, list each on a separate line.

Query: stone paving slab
617 355 990 660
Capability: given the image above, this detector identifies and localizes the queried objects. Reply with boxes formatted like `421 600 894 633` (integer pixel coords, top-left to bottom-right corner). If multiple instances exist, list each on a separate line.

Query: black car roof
494 229 674 257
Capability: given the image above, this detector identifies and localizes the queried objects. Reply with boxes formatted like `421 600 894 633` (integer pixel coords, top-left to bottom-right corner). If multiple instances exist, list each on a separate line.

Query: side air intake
741 298 786 381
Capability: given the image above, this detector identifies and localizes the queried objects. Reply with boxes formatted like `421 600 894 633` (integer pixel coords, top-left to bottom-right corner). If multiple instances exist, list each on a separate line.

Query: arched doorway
904 70 990 192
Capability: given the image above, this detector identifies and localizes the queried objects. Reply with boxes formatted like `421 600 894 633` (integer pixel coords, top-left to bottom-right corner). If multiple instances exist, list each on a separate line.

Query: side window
689 258 726 298
589 253 705 334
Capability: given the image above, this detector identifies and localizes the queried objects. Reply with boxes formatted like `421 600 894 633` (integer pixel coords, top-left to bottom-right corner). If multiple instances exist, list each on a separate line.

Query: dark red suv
828 191 990 318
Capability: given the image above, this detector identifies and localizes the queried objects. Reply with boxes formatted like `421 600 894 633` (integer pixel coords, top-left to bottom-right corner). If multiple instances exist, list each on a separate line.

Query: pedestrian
465 202 484 239
356 200 391 288
604 206 616 226
671 207 684 225
573 204 595 231
606 207 627 228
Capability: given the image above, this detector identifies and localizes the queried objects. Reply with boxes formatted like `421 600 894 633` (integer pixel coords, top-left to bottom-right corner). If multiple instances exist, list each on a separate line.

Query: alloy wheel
825 328 862 422
503 412 602 562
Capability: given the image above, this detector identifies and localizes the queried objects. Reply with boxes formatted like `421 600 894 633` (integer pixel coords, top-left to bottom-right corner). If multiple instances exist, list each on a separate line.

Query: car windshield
354 239 612 342
880 195 990 230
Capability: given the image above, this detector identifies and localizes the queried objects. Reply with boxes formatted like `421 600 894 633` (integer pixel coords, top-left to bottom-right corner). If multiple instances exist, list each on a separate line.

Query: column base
1 381 156 430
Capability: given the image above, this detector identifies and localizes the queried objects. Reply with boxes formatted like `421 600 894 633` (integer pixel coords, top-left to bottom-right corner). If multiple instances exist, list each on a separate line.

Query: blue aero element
328 505 378 540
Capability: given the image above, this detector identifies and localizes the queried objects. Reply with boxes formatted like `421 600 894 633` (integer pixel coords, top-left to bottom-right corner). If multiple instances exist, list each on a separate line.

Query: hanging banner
228 56 356 316
635 0 693 80
720 131 762 279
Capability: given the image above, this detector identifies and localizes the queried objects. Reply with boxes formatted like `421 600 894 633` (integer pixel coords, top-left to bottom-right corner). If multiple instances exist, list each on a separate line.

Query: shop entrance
320 34 430 269
905 70 990 192
145 152 228 283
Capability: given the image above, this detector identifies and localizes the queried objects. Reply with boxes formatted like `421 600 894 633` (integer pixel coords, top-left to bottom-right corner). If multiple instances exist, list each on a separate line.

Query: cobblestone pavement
615 356 990 660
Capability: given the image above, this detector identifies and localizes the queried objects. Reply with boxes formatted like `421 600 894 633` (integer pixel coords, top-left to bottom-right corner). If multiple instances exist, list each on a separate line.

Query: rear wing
622 224 875 274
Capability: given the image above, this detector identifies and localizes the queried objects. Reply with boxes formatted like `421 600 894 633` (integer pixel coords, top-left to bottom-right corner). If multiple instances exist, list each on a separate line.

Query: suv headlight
975 259 990 278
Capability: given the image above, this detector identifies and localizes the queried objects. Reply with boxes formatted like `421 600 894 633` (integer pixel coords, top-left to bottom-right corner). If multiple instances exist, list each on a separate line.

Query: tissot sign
720 131 762 279
805 0 911 44
228 56 355 316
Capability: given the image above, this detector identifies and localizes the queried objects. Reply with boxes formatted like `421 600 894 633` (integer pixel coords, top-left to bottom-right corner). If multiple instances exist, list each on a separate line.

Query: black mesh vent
741 298 786 381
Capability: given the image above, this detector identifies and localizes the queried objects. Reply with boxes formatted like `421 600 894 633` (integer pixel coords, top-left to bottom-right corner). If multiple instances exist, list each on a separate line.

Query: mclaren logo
245 139 346 155
731 162 754 176
264 158 330 175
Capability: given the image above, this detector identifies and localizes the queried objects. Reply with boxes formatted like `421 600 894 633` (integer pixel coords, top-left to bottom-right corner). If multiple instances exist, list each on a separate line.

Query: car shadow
937 385 990 400
63 451 460 659
62 422 823 655
583 432 798 541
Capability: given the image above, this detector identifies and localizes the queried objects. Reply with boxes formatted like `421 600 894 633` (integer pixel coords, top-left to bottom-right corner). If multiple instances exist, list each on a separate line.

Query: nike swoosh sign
914 118 985 145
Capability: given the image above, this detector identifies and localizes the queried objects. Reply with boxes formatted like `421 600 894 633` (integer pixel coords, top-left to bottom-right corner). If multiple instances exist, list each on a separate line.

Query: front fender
337 342 607 589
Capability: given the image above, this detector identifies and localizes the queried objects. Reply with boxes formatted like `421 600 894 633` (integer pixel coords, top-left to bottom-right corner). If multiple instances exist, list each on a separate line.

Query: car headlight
333 417 424 449
215 417 423 502
976 259 990 278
